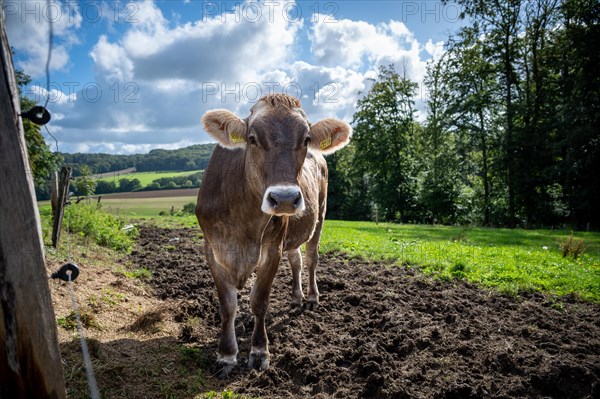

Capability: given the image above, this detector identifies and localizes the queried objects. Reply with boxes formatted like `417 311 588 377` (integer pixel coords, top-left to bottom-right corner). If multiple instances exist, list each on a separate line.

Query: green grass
121 267 153 280
321 220 600 302
95 170 202 186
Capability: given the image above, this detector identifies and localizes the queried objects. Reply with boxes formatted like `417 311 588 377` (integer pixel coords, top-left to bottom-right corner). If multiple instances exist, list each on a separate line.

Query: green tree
352 65 419 222
95 180 117 194
326 142 371 220
551 0 600 228
16 69 61 187
420 54 466 224
443 28 504 225
451 0 524 226
73 165 95 197
118 178 141 192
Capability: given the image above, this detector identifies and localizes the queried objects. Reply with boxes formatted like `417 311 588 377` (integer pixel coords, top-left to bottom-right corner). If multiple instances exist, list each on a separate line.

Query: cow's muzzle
261 185 305 216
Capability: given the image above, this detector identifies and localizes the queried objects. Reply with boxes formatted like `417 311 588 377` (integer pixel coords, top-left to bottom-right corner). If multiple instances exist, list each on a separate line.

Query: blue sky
6 0 464 154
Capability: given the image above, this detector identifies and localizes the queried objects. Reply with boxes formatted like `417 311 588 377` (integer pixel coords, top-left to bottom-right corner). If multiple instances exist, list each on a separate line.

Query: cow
195 93 351 377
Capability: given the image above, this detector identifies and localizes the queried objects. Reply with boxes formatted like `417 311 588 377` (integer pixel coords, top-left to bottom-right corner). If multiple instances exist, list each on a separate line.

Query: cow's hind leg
248 245 281 371
288 247 304 307
305 218 323 310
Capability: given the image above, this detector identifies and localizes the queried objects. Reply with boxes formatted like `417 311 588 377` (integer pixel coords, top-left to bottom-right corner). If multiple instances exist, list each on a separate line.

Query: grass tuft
57 310 102 331
560 235 588 259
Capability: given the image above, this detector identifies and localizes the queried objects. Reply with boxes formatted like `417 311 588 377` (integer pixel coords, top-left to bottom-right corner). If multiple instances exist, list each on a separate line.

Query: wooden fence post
0 8 67 399
51 166 72 248
50 170 58 215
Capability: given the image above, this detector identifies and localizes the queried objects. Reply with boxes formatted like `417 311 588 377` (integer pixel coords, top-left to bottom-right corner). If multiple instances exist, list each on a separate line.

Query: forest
327 0 599 229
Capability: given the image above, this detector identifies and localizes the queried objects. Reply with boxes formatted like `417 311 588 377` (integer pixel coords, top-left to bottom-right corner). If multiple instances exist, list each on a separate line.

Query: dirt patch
93 188 198 199
124 226 600 398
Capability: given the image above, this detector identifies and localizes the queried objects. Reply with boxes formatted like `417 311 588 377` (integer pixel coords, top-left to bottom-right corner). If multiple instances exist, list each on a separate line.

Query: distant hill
62 143 217 176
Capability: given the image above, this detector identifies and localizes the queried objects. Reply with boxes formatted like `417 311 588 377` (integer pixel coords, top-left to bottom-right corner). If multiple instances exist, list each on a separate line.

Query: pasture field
39 205 600 398
94 169 203 186
320 220 600 302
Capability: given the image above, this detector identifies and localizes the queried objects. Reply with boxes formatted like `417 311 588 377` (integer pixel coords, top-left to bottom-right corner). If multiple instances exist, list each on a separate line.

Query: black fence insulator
51 262 80 282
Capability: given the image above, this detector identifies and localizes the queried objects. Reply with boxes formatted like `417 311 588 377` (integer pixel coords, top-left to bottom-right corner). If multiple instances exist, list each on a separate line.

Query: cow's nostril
268 192 278 208
292 192 302 208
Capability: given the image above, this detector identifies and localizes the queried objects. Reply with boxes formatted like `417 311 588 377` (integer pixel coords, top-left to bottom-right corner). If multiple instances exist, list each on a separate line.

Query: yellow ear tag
319 134 332 150
230 134 245 144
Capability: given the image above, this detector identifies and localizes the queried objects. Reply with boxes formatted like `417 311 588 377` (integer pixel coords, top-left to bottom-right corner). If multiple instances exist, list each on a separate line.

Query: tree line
62 144 216 176
327 0 599 229
92 172 204 196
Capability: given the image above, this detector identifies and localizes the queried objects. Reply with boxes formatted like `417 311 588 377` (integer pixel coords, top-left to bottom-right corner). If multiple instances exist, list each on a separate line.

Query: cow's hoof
248 350 270 371
304 299 319 310
291 292 305 308
216 357 237 379
289 305 303 316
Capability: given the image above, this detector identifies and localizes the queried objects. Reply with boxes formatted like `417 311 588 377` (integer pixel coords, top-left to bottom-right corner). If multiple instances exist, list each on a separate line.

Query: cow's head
202 94 351 216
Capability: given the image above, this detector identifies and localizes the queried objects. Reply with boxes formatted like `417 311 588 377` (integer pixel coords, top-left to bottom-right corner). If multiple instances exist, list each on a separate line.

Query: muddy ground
115 226 598 399
51 225 600 398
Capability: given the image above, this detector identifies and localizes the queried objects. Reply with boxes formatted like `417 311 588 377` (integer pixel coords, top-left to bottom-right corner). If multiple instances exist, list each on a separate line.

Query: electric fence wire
42 1 100 397
43 0 53 109
65 206 100 399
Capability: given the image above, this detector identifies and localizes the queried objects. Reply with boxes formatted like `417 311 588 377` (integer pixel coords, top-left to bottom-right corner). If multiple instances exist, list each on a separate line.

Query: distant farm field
38 189 198 218
94 169 202 186
97 196 197 217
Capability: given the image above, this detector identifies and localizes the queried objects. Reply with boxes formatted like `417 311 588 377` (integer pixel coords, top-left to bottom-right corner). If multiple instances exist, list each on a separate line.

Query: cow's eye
248 135 258 146
303 136 311 147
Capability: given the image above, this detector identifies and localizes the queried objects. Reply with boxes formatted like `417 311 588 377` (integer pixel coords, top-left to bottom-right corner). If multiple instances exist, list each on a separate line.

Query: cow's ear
309 118 352 155
202 109 247 149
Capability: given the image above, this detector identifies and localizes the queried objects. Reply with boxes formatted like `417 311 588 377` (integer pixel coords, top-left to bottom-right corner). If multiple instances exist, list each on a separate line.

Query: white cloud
90 35 134 81
5 0 82 77
309 16 442 119
425 38 445 60
13 1 444 153
29 84 76 104
309 17 421 76
70 139 202 155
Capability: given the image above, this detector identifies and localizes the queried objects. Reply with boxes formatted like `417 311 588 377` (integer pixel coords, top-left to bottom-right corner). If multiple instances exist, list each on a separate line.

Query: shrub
66 203 138 252
182 202 196 214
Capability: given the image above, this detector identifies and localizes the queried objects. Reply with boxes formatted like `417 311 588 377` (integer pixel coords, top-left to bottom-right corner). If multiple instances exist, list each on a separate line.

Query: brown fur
258 93 302 109
195 94 350 376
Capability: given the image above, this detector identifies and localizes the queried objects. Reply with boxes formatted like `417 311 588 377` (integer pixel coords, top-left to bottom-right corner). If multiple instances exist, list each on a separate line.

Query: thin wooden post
51 166 71 248
50 170 58 215
0 7 67 398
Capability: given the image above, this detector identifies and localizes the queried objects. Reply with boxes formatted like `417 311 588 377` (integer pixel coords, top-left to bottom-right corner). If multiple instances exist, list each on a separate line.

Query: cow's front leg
214 278 238 377
248 245 281 370
207 247 239 378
